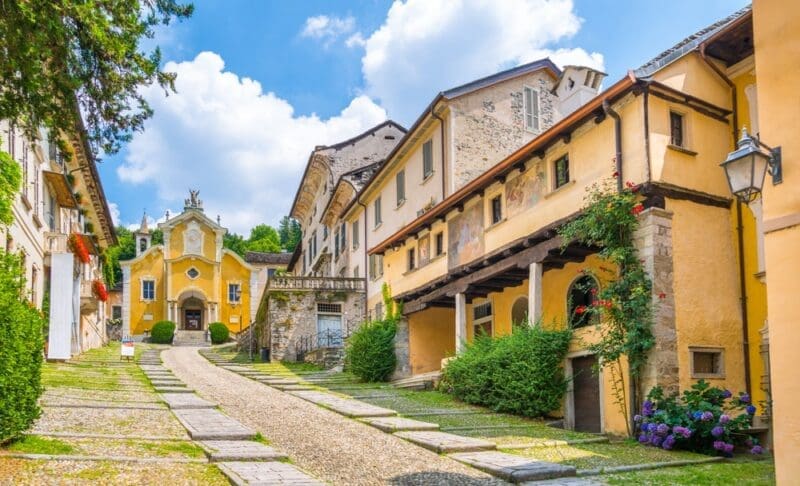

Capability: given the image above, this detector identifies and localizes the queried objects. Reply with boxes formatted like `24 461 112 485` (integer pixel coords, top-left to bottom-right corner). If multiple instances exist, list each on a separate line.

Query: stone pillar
455 292 467 353
634 207 678 397
528 262 543 324
392 316 411 380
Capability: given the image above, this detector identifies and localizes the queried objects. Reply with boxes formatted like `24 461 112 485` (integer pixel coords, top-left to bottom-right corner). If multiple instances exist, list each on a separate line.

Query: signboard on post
121 337 135 360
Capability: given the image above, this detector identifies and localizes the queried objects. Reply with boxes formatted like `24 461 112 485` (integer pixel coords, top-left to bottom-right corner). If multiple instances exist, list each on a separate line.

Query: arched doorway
511 296 529 326
177 290 207 331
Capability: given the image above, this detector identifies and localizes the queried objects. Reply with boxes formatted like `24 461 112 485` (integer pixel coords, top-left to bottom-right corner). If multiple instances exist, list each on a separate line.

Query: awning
43 170 77 209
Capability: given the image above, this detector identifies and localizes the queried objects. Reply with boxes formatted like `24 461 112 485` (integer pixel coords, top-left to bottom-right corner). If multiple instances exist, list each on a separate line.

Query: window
490 195 503 224
139 238 148 253
568 275 598 328
334 226 340 256
396 170 406 206
691 348 725 378
186 267 200 279
670 112 684 147
352 219 359 249
353 266 359 278
374 197 382 227
554 155 570 189
267 268 276 279
434 232 444 256
523 86 540 132
141 280 155 301
422 140 434 179
473 301 493 337
407 248 416 271
511 297 529 326
112 305 122 320
369 253 384 280
228 283 241 303
322 225 328 241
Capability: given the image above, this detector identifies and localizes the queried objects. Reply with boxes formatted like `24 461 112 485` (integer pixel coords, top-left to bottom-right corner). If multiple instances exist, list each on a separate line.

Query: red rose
631 203 644 216
575 305 586 315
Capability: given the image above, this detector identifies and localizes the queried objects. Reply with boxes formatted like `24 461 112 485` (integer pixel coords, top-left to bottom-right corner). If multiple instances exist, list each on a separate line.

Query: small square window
554 155 570 189
690 348 724 378
490 196 502 224
670 112 684 148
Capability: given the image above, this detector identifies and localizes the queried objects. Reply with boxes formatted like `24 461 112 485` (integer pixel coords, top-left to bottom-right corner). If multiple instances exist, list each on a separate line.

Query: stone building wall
450 71 559 190
265 289 365 362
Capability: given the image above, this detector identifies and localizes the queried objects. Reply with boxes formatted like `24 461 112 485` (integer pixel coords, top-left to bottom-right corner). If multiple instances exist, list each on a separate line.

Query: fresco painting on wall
505 163 545 217
419 234 431 266
448 202 485 269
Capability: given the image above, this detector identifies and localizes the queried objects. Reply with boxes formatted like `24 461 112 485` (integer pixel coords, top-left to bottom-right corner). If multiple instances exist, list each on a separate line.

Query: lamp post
720 128 782 203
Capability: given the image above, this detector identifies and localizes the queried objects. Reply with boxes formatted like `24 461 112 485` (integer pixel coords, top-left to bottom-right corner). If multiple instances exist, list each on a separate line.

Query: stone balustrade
266 276 365 292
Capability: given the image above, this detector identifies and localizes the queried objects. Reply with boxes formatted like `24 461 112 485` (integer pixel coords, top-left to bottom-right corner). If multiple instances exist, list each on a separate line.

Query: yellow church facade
121 192 258 337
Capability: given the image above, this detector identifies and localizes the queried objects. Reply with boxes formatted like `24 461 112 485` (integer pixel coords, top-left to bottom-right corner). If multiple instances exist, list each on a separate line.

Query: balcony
266 276 365 292
44 232 69 255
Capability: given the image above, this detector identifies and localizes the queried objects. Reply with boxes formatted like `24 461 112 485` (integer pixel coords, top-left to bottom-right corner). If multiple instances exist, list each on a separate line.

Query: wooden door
185 310 202 331
572 355 601 433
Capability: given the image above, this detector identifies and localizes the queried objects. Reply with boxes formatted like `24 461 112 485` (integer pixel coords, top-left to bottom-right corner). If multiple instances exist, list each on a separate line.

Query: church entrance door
185 310 202 331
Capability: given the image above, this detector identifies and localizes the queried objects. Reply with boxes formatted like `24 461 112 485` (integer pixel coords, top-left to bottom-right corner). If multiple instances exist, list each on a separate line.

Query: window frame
567 274 599 329
352 219 359 250
422 139 434 180
396 169 406 207
554 154 570 189
670 111 685 148
407 247 416 272
523 85 540 132
490 195 503 225
472 300 494 337
228 282 242 304
690 347 725 379
141 279 156 301
374 196 382 228
434 232 444 257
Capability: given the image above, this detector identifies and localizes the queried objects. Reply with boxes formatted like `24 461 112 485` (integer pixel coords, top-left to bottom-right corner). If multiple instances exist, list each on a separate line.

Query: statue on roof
185 189 203 210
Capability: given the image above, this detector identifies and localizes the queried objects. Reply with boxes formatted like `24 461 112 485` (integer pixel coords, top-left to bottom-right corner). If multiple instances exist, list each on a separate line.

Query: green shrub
208 322 229 344
150 321 175 344
345 319 397 382
0 252 45 443
439 323 572 417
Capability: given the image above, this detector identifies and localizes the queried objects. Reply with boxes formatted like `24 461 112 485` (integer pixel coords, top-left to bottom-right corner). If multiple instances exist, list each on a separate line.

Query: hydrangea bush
636 380 763 456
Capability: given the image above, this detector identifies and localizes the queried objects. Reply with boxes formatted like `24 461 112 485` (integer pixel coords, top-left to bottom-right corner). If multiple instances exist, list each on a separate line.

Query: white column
528 262 543 325
455 292 467 353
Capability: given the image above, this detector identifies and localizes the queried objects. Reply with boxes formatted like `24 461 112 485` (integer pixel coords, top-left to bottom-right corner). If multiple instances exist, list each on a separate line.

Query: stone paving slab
218 461 323 485
160 393 217 409
449 451 577 483
173 408 255 440
394 431 496 454
144 372 174 378
150 380 186 387
199 440 288 462
287 391 396 418
140 365 169 372
361 417 440 433
271 384 315 391
154 386 195 393
258 378 300 386
521 479 604 486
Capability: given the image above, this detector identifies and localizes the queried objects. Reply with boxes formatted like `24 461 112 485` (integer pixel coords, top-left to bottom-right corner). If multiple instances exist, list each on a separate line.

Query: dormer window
523 86 540 132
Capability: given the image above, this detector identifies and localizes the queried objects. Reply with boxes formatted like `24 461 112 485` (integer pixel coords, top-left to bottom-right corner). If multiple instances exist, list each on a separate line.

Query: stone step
287 391 396 418
150 380 186 387
173 409 255 440
154 386 194 393
391 371 441 390
394 431 496 454
199 440 288 462
218 461 323 485
449 451 576 483
160 393 217 409
361 417 440 433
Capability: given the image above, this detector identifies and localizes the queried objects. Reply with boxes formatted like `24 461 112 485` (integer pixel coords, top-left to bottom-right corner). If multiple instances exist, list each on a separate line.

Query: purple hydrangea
746 405 757 415
745 438 754 447
721 389 732 399
643 400 654 417
713 440 726 451
634 414 643 423
723 443 735 454
751 445 764 455
656 423 670 436
692 411 703 420
701 411 714 421
672 426 692 439
638 434 649 444
719 414 730 424
650 435 662 447
711 426 725 438
662 434 676 450
739 393 751 404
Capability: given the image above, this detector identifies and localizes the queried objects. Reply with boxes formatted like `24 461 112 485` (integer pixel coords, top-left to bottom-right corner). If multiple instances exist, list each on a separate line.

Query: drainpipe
357 197 369 320
643 87 652 183
700 44 751 395
602 100 623 193
430 105 447 200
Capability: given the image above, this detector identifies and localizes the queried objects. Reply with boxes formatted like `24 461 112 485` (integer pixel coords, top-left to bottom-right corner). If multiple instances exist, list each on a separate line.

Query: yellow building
360 7 768 437
120 191 259 340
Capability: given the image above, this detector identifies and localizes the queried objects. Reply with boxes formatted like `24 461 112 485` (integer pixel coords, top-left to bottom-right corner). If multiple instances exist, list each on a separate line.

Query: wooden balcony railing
266 276 365 292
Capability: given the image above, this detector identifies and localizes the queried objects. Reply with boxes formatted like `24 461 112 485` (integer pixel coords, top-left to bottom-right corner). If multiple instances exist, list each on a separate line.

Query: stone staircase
173 330 210 347
391 371 442 391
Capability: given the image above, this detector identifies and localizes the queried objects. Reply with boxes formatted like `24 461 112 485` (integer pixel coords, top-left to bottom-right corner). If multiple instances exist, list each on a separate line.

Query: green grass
253 432 271 445
602 457 775 485
5 436 75 455
505 440 713 471
138 441 205 458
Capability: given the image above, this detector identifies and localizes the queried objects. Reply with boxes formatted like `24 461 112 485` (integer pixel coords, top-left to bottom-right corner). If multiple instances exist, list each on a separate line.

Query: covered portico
170 288 219 331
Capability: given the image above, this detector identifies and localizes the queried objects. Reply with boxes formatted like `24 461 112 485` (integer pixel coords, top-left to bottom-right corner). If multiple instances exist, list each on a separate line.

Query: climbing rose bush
636 380 762 457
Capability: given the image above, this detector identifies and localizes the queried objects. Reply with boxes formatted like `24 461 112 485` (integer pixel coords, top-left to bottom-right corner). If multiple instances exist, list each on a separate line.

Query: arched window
568 275 599 328
139 238 147 253
511 296 529 326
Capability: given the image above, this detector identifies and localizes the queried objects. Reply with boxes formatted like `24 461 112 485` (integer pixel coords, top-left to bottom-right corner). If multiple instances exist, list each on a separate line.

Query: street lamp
720 128 782 203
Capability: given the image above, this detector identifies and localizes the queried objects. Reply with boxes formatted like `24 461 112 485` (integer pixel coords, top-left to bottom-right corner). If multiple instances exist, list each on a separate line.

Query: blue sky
101 0 749 234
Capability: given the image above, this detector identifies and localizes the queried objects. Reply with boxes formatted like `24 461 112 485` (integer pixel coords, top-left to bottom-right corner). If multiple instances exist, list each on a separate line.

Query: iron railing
294 317 362 361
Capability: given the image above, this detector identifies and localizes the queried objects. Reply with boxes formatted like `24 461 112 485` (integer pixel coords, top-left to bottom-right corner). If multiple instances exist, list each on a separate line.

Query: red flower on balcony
631 203 645 216
93 280 109 302
574 305 587 315
69 233 91 263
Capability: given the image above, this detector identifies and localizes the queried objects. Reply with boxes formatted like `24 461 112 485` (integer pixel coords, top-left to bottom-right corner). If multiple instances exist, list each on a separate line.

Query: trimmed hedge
440 324 572 417
0 252 45 443
150 321 175 344
344 319 397 383
208 322 229 344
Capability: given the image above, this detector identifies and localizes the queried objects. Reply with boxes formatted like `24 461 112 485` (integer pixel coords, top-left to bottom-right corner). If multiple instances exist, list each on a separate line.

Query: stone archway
177 290 207 331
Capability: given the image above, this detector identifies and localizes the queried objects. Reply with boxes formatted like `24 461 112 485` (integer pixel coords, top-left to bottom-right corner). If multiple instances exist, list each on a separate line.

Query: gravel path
162 346 503 486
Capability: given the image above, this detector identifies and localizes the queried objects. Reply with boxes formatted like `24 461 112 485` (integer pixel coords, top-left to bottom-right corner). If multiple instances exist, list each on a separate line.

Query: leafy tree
248 224 280 253
223 232 248 257
278 216 301 251
0 140 21 226
105 226 163 288
0 0 193 156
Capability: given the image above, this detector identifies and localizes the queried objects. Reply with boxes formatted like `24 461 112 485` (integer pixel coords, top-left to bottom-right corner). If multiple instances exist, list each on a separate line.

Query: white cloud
301 15 356 47
345 32 366 48
108 202 121 226
117 52 387 234
357 0 604 122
